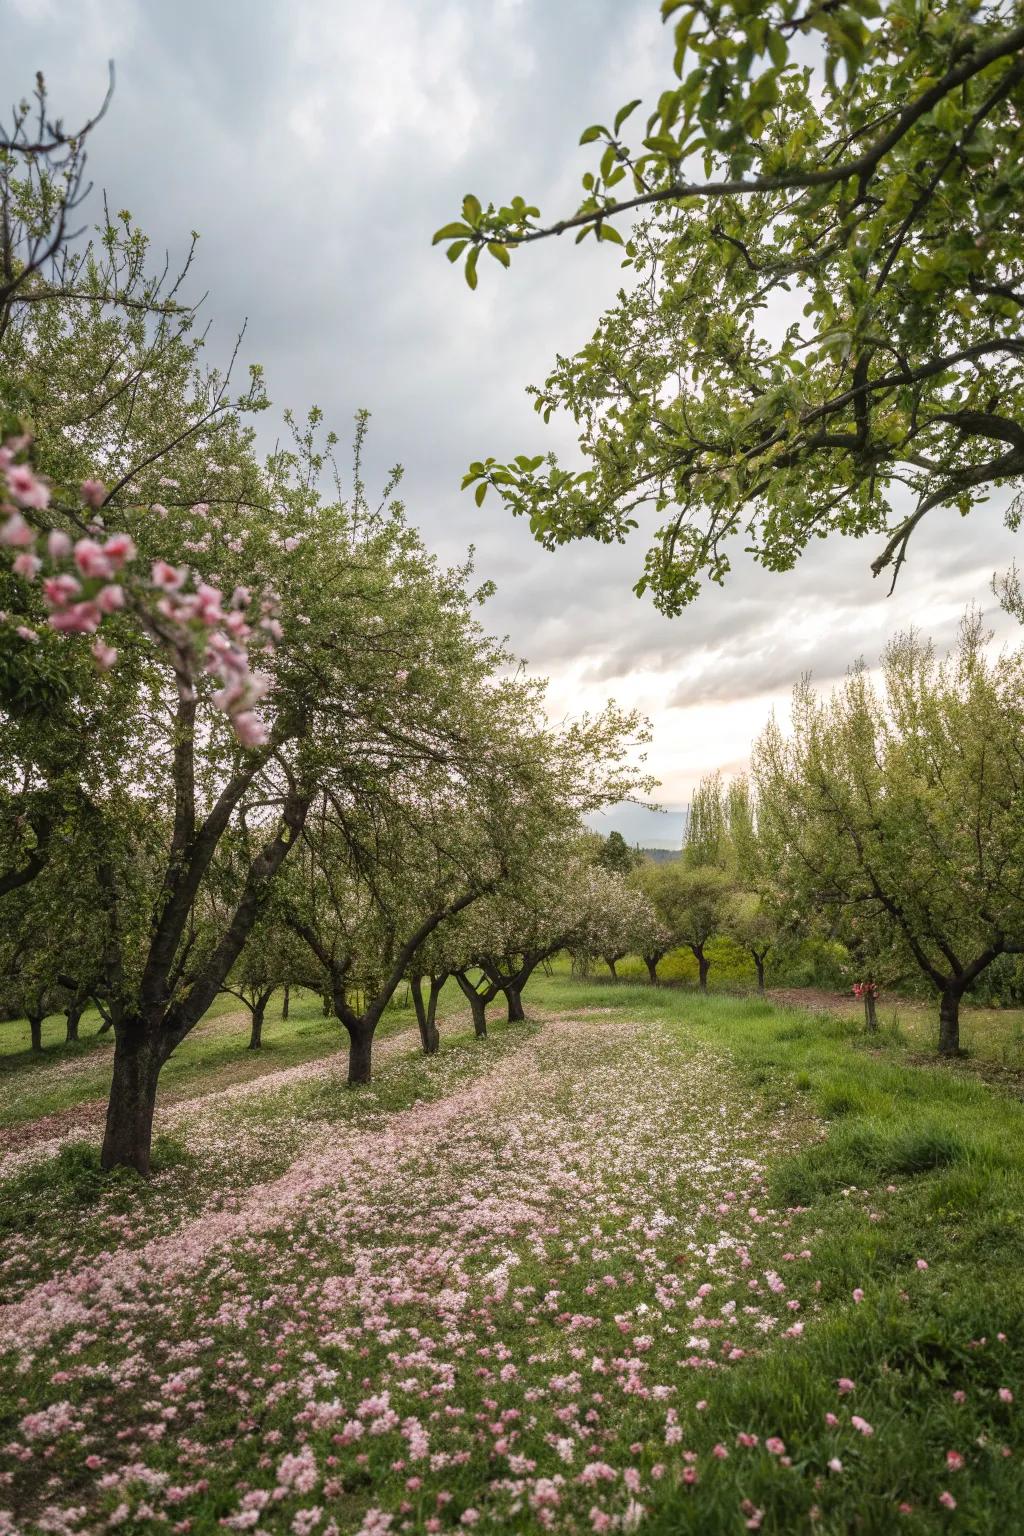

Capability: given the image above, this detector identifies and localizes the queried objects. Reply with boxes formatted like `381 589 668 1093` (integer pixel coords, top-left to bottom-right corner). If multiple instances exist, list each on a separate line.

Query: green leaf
462 194 482 225
474 481 488 506
597 224 624 245
445 241 468 263
465 246 480 290
614 99 642 134
487 242 511 268
766 28 788 69
579 124 605 145
431 222 471 246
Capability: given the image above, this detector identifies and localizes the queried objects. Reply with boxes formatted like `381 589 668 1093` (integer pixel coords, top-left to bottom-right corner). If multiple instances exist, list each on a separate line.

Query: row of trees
627 618 1024 1058
0 83 653 1173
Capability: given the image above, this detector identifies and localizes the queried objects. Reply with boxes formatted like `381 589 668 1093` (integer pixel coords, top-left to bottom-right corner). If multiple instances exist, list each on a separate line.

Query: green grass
3 974 1023 1531
549 948 1024 1067
520 977 1024 1530
0 988 417 1129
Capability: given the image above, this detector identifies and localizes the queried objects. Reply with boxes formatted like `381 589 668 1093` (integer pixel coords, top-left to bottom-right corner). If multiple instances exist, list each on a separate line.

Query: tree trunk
424 976 444 1055
101 1026 163 1175
281 984 290 1020
753 953 766 993
248 1001 265 1050
347 1022 374 1084
65 1004 83 1043
322 992 332 1017
938 987 961 1056
411 976 437 1055
864 990 878 1032
455 972 488 1038
645 956 659 986
506 986 525 1023
97 1013 114 1035
696 950 711 992
605 956 618 981
28 1014 43 1054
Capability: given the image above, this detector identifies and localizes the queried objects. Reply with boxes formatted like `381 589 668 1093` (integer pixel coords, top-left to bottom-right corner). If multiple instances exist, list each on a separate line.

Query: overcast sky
6 0 1020 845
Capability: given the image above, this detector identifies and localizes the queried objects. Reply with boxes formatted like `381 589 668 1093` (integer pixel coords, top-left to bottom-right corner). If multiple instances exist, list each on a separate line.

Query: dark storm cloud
4 0 1021 804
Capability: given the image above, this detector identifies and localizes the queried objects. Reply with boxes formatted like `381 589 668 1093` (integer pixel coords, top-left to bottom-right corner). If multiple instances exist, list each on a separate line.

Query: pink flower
953 1391 966 1403
0 511 36 548
945 1450 964 1471
765 1437 786 1456
7 463 50 509
43 573 82 607
851 1416 874 1437
824 1413 839 1427
460 1513 479 1527
80 478 106 508
104 533 136 568
49 601 101 634
712 1443 729 1460
73 539 113 580
15 624 38 642
852 1289 865 1304
91 639 118 670
151 559 187 592
916 1259 928 1271
837 1379 855 1395
938 1491 956 1510
47 528 73 561
232 711 268 748
999 1387 1014 1403
681 1467 699 1485
828 1458 843 1473
12 552 41 578
98 584 126 614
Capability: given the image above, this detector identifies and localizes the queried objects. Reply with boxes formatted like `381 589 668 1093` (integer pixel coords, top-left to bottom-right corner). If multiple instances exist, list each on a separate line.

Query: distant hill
640 846 682 863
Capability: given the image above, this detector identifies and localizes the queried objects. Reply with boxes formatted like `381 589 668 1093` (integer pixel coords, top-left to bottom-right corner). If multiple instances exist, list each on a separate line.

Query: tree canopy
437 0 1024 611
754 614 1024 1052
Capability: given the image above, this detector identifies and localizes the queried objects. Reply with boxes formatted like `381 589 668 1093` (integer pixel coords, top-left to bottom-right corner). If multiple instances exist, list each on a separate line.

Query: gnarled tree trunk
28 1013 44 1054
101 1025 164 1174
645 955 660 985
752 951 766 993
605 956 618 981
455 972 488 1038
64 1003 83 1042
281 984 290 1020
505 986 525 1023
346 1021 374 1084
694 947 711 992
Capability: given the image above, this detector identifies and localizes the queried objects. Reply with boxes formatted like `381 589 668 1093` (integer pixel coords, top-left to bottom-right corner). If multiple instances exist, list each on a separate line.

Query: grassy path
1 988 1022 1534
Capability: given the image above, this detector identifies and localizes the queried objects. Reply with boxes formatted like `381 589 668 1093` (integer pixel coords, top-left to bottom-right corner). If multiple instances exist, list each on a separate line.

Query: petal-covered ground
1 997 1021 1534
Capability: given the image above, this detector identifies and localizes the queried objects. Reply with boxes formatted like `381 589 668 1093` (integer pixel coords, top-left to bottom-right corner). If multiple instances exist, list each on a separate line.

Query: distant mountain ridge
640 846 682 863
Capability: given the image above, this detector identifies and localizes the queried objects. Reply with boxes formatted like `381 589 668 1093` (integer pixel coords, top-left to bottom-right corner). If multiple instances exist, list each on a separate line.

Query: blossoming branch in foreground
0 443 277 747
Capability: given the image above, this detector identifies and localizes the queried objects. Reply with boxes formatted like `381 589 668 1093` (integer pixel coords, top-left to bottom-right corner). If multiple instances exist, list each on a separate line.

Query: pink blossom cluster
851 981 878 999
0 443 278 747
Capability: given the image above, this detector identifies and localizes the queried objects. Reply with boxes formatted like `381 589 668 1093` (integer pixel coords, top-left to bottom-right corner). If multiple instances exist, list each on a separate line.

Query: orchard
3 6 1024 1532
